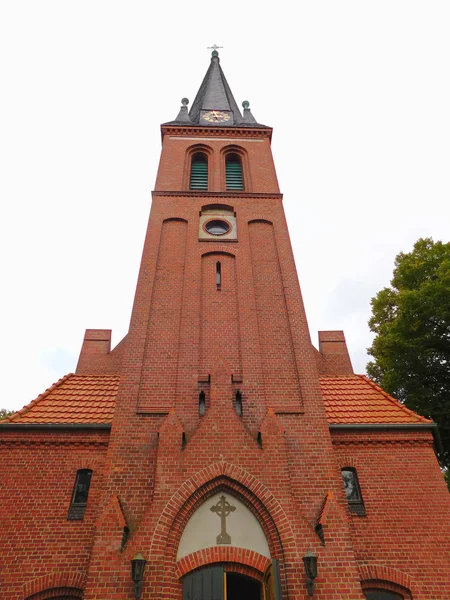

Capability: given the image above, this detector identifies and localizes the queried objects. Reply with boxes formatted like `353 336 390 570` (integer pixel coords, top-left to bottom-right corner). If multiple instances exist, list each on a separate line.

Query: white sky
1 1 449 412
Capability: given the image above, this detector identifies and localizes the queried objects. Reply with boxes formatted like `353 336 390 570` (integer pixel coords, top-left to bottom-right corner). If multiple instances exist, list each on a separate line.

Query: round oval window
205 219 231 235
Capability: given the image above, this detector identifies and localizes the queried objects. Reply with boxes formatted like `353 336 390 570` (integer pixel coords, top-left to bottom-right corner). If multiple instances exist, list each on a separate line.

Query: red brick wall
5 120 450 600
155 129 279 194
0 430 108 600
333 430 450 597
79 127 370 599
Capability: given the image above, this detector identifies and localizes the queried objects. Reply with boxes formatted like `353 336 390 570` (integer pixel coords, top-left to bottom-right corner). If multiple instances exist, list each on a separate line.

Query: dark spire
165 50 268 128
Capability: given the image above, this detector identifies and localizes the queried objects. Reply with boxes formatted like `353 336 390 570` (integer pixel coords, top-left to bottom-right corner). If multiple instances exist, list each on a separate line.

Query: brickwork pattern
2 107 450 600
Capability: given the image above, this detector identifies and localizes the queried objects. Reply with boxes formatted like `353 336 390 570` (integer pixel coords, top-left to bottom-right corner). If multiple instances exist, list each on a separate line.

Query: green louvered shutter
190 153 208 190
226 155 243 190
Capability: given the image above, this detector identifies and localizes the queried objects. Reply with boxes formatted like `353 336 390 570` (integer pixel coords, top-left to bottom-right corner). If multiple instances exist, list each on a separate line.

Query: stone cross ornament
210 495 236 544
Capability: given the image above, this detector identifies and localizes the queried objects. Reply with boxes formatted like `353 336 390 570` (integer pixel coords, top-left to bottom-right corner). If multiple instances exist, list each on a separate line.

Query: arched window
190 152 208 190
67 469 93 520
341 467 365 515
364 591 404 600
225 153 244 190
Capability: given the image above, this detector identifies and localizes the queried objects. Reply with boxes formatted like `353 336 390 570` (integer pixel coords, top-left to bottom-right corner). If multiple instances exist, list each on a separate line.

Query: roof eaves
0 423 112 430
329 422 443 455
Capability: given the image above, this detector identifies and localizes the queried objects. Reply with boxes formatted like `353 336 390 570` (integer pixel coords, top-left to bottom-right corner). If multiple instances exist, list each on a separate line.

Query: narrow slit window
226 153 244 190
235 390 242 416
216 261 221 289
341 467 365 515
190 152 208 190
68 469 92 520
199 391 206 416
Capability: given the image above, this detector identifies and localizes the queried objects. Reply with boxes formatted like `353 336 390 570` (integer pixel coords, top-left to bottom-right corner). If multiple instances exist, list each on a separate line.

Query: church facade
1 51 450 600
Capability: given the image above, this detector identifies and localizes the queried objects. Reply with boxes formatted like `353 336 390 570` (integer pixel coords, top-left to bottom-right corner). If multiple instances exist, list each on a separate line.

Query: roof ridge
5 373 75 423
357 374 432 423
320 375 360 380
71 374 120 379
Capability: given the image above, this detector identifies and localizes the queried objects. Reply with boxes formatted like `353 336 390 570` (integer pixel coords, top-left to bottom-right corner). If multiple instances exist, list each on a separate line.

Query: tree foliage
0 408 14 420
367 238 450 470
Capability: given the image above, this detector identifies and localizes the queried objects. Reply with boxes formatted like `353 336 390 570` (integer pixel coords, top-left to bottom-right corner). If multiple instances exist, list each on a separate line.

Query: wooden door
262 559 282 600
183 566 225 600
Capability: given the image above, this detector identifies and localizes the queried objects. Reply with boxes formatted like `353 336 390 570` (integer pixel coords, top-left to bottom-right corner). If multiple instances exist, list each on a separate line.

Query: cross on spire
207 44 223 52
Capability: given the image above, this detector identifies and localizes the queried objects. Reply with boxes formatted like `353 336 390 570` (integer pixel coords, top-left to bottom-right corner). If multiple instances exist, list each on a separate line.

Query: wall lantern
302 548 318 596
131 552 147 600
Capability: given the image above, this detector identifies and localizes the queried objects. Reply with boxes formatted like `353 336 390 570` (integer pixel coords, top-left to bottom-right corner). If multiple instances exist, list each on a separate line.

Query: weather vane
207 44 223 52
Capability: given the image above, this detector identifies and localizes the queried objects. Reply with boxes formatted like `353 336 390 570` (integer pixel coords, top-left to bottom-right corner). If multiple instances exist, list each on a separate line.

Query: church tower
79 48 365 599
2 50 450 600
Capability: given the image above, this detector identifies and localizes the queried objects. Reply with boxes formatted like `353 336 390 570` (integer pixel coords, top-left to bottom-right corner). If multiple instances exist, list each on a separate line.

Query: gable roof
320 375 432 424
4 374 118 424
2 373 431 426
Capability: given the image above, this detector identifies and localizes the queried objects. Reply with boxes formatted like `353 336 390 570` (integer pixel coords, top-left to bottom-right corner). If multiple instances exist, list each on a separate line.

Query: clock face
202 110 231 123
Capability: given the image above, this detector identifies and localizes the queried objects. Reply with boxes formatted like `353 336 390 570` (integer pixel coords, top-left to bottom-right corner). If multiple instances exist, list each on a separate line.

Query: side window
190 152 208 190
68 469 93 520
341 467 365 515
225 153 244 190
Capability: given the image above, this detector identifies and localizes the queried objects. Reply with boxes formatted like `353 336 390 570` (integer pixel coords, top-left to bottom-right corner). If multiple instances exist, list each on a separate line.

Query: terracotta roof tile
320 375 431 424
5 374 118 424
4 373 431 426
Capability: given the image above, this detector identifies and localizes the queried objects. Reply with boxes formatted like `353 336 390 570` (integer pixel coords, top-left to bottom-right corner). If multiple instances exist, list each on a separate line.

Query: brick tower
80 48 366 598
2 50 450 600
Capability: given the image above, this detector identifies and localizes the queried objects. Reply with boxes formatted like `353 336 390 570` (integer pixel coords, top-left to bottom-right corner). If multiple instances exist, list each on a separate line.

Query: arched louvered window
190 152 208 190
226 153 244 190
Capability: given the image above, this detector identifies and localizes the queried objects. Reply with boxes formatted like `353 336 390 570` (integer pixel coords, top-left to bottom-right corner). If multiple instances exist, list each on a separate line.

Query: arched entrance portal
182 562 281 600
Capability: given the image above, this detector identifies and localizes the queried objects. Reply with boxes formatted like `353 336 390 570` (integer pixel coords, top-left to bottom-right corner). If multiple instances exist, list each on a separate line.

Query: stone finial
242 100 257 124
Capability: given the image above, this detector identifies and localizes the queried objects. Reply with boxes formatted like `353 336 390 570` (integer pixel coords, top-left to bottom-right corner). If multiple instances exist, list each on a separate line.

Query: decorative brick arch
163 217 189 224
220 144 251 192
336 455 358 469
150 462 294 560
201 250 236 259
23 572 86 599
201 202 234 212
184 144 214 190
359 564 414 598
149 462 295 600
198 245 239 257
176 547 270 579
24 587 83 600
74 457 101 471
248 218 273 225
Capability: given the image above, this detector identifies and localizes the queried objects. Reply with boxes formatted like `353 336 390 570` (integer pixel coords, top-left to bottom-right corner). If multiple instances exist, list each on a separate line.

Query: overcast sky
1 1 449 412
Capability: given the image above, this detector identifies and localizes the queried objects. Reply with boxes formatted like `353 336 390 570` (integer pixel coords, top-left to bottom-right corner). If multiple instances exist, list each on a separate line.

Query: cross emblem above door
210 495 236 544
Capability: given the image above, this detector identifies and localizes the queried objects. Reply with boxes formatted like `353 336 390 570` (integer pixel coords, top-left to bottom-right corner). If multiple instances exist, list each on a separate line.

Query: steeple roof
165 50 268 128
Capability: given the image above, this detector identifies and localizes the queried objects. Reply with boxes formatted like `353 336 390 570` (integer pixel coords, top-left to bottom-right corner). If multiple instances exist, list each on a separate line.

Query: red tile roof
5 374 118 424
3 373 430 426
320 375 431 424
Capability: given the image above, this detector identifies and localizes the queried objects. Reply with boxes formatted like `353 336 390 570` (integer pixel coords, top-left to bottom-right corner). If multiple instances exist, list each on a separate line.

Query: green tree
0 408 14 420
367 238 450 470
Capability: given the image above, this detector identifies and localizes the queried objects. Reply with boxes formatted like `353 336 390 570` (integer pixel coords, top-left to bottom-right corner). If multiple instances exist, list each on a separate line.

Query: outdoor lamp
302 548 318 596
131 552 147 600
